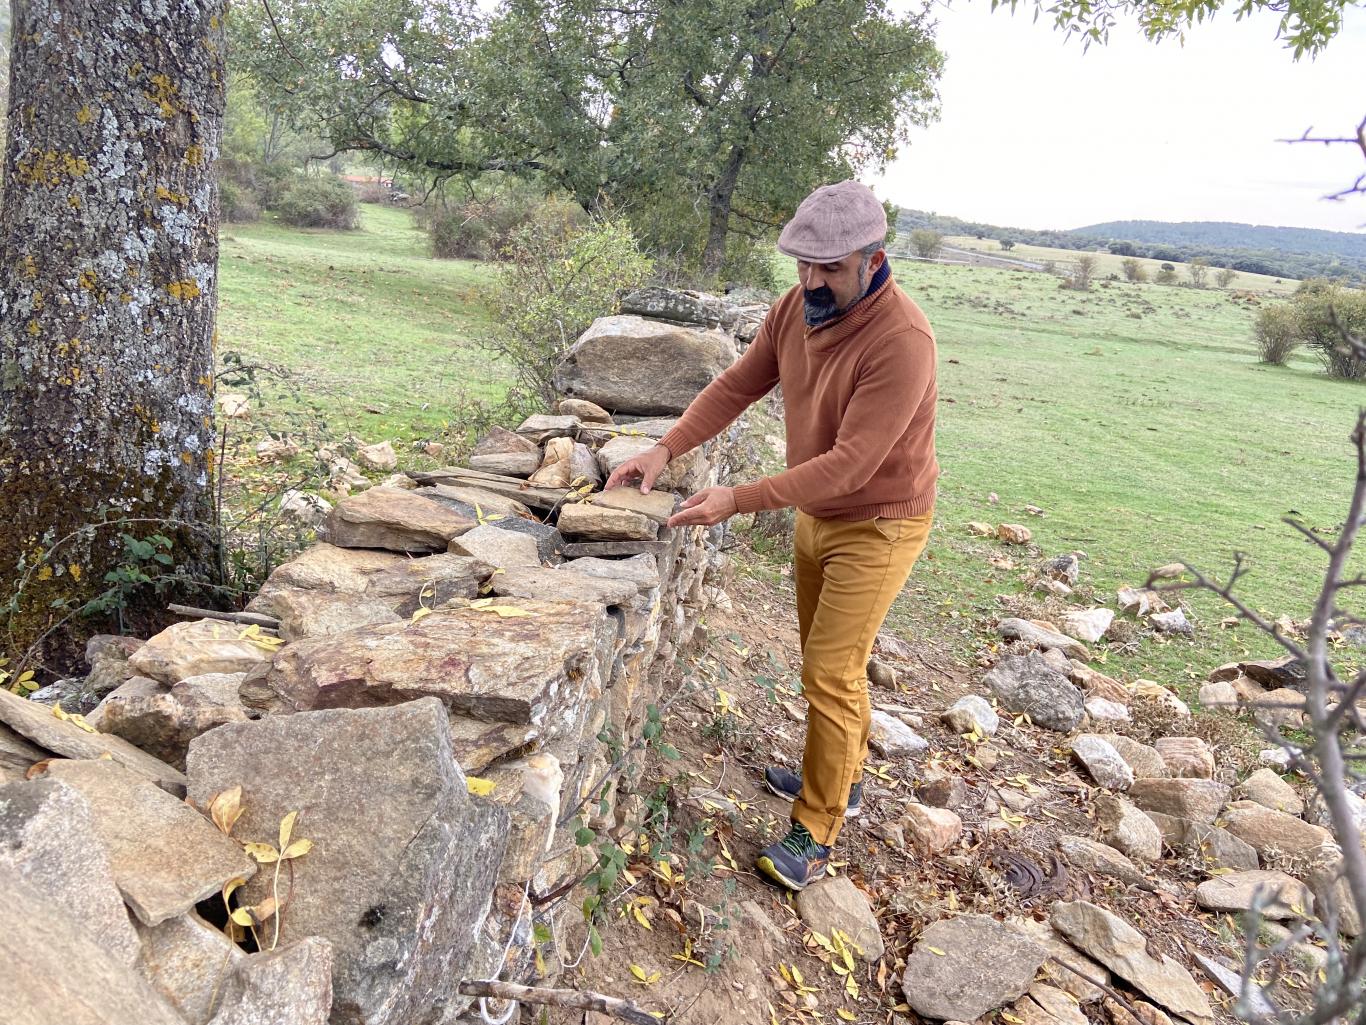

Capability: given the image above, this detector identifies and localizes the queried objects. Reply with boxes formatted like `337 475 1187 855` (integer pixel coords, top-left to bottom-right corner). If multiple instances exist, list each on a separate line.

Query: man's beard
803 265 868 327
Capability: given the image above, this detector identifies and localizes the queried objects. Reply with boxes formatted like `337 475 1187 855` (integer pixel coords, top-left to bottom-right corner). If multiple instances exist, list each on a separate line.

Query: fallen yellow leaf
466 776 497 796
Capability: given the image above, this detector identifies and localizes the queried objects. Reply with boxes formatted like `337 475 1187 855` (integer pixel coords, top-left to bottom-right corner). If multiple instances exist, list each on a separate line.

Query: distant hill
1075 220 1366 262
895 209 1366 283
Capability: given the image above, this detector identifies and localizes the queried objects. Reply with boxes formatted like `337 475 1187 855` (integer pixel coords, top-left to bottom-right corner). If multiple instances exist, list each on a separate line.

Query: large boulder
240 597 611 725
901 915 1047 1020
39 759 254 927
0 778 140 965
553 314 736 416
983 651 1085 732
1050 901 1212 1025
325 487 475 553
186 699 510 1025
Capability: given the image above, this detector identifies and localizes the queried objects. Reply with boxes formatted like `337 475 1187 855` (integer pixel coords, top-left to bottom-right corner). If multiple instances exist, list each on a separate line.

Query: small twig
1045 955 1146 1022
167 604 281 629
456 980 661 1025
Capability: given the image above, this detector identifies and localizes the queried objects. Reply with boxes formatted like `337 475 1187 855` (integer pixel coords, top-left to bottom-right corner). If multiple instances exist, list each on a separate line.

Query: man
604 180 938 890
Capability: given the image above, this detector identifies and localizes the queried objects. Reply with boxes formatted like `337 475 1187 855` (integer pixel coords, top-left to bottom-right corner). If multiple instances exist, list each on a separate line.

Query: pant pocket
871 517 905 543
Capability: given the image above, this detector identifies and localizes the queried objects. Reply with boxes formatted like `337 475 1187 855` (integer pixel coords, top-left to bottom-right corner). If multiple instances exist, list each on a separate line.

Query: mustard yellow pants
791 510 933 845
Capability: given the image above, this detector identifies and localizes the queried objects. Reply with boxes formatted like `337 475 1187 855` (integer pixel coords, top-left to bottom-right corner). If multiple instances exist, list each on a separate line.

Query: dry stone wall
0 287 760 1025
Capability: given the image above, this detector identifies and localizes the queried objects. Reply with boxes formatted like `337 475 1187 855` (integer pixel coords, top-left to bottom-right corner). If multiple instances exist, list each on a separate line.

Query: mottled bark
0 0 226 668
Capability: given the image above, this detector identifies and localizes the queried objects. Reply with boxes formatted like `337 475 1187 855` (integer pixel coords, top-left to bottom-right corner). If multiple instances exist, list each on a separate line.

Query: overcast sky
870 3 1366 233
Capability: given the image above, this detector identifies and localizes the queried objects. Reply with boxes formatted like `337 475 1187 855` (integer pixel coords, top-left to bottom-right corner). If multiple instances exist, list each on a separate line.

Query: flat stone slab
557 502 658 541
3 873 187 1025
1051 900 1212 1025
553 314 735 416
0 687 186 792
241 598 611 725
129 619 273 686
326 487 476 553
490 565 637 606
1128 778 1230 824
902 914 1046 1020
208 936 334 1025
595 434 699 491
998 618 1090 660
469 426 541 477
0 778 141 965
590 487 679 525
558 554 660 592
410 467 571 513
562 540 667 558
421 483 532 518
1195 870 1313 919
250 545 488 620
134 911 246 1024
40 759 254 927
448 523 542 568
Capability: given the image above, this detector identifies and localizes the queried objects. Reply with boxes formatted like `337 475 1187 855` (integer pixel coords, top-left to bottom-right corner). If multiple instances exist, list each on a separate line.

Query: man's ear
869 248 887 272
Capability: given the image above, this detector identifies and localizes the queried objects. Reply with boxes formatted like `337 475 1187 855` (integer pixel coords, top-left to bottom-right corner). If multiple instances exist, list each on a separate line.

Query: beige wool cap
776 180 887 262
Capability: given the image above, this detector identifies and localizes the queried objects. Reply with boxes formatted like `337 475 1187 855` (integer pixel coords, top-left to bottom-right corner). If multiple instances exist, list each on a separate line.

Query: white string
477 880 531 1025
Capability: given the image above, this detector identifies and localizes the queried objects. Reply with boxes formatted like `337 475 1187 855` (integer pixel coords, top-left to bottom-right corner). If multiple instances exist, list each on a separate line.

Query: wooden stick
456 980 661 1024
167 604 280 629
1045 955 1146 1023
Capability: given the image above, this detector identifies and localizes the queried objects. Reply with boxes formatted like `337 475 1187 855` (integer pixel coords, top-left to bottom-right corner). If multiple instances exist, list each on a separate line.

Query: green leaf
588 924 603 957
574 826 596 847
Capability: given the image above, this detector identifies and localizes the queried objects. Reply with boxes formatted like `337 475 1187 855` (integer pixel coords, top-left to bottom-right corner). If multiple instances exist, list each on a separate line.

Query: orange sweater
658 271 938 520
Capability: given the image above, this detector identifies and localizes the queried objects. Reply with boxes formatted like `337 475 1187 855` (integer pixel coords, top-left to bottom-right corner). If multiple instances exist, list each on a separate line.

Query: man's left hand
667 486 738 528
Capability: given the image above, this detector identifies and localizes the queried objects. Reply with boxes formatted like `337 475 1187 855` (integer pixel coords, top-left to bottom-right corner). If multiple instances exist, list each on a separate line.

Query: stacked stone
0 287 759 1025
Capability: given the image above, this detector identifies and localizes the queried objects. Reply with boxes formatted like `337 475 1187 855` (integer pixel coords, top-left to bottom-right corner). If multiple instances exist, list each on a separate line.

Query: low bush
274 176 360 230
419 190 583 260
1253 304 1300 365
487 214 653 406
1293 283 1366 380
219 179 261 223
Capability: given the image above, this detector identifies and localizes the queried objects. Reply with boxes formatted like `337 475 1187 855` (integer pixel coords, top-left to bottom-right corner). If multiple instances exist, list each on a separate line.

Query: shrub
999 239 1015 251
420 191 583 260
1120 257 1146 283
274 176 360 229
1253 304 1301 365
1215 266 1238 288
1293 284 1366 380
219 179 261 223
487 215 653 406
1187 257 1209 288
354 180 389 204
1062 254 1095 290
1155 263 1178 285
909 228 943 259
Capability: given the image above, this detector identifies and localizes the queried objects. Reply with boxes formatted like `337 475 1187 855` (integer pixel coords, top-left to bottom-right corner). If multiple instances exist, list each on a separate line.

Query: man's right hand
604 444 671 494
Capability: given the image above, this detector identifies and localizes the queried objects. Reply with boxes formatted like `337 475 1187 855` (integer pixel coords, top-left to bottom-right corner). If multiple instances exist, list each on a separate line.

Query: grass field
218 204 501 444
937 235 1300 295
220 206 1362 693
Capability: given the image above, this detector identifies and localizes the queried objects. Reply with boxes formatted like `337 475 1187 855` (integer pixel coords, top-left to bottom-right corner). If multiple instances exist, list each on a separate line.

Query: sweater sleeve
656 313 781 459
731 328 933 514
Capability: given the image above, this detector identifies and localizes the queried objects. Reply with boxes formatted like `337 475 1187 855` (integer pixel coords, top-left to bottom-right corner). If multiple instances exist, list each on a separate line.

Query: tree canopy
991 0 1358 57
230 0 943 277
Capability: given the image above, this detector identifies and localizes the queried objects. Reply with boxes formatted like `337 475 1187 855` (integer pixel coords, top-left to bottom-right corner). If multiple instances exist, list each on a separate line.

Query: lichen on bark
0 0 227 670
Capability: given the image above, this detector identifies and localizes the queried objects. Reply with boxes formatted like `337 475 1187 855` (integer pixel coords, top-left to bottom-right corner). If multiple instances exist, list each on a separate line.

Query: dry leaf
279 810 298 849
209 786 245 837
411 607 433 624
244 842 280 863
283 839 313 860
230 906 256 927
466 776 497 797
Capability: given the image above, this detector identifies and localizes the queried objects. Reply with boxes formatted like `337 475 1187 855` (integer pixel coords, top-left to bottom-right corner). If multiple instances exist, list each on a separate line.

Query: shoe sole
756 854 826 892
763 778 860 818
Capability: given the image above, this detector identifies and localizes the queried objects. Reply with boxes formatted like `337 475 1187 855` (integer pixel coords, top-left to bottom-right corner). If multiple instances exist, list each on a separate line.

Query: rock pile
4 291 754 1024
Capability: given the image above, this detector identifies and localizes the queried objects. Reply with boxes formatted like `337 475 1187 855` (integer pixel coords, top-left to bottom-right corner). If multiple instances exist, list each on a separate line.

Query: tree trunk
0 0 226 671
700 145 746 280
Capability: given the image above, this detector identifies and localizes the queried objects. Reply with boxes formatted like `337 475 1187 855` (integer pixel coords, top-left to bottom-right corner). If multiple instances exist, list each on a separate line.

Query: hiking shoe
763 766 862 818
756 822 831 891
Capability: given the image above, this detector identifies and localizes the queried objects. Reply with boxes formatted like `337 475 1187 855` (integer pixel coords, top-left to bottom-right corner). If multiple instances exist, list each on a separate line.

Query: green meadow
219 205 1363 692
